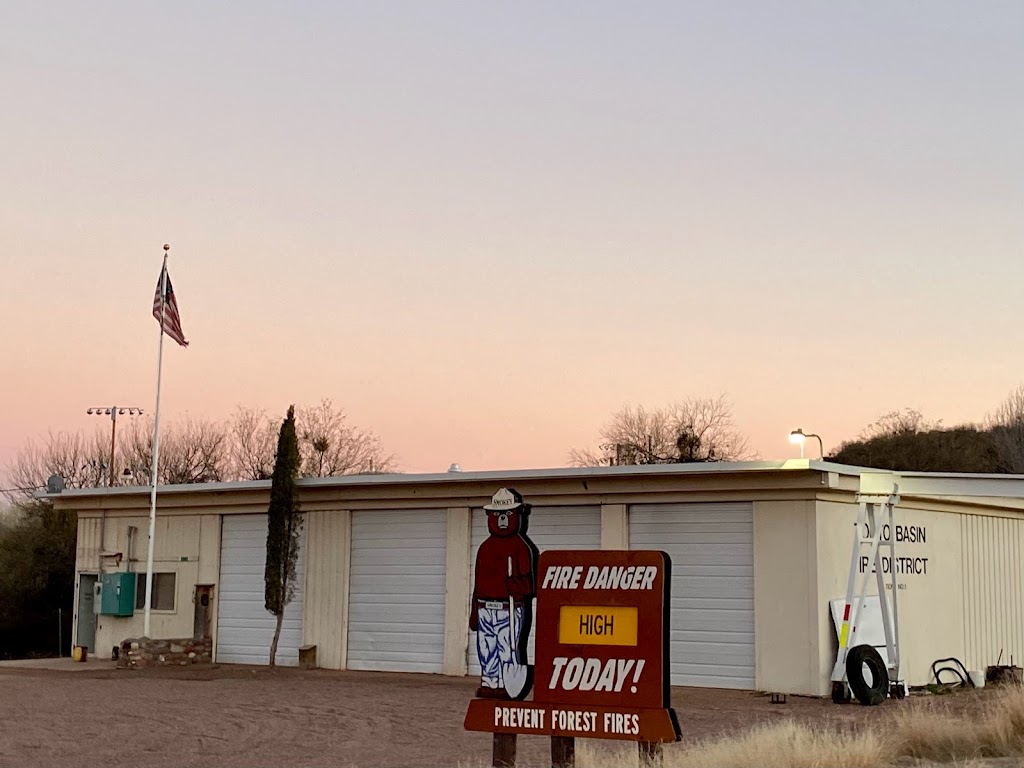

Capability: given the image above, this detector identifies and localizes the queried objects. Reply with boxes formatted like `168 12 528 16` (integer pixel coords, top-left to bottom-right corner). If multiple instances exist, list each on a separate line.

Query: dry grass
572 724 884 768
575 686 1024 768
888 685 1024 763
463 688 1024 768
669 720 886 768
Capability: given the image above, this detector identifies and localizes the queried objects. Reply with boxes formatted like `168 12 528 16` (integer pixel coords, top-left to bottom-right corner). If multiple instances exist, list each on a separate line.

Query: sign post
466 497 681 768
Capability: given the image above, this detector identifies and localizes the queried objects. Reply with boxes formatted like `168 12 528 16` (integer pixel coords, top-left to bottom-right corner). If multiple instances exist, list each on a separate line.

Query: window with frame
134 572 177 611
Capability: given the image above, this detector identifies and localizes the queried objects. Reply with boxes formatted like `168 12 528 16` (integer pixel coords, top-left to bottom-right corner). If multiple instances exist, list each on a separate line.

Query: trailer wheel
846 645 889 706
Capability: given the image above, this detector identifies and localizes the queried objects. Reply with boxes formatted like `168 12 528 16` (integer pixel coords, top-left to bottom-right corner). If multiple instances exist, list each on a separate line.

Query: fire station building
51 460 1024 695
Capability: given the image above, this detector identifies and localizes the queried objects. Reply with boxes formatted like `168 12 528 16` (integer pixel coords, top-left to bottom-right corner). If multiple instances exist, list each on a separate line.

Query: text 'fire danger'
542 565 658 591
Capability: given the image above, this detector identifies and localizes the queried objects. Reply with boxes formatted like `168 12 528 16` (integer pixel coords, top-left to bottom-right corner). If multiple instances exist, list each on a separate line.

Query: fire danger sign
465 549 681 743
535 551 673 711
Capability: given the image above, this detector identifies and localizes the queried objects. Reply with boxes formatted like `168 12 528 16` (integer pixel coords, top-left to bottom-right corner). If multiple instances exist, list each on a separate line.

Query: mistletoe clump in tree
265 405 303 666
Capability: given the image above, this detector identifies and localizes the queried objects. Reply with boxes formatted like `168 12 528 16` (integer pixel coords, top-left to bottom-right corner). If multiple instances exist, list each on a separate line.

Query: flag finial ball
163 244 170 251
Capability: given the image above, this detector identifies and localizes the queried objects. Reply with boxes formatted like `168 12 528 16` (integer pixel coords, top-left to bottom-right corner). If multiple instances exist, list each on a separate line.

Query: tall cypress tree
265 405 302 666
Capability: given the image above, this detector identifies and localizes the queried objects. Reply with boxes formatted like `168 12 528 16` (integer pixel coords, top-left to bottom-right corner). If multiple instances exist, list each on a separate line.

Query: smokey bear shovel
502 556 531 700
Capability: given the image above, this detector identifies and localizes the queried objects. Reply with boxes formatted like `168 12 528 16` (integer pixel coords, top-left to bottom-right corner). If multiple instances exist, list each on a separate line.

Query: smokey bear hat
484 487 524 511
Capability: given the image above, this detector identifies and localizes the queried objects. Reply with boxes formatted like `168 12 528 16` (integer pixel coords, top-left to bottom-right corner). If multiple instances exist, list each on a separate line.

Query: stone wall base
118 637 212 669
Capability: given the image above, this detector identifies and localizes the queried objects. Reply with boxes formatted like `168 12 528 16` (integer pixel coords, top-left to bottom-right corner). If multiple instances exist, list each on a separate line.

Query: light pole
87 406 144 487
789 428 824 460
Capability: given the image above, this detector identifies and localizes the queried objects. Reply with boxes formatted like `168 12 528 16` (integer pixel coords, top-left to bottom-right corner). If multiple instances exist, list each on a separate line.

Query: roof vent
447 463 463 473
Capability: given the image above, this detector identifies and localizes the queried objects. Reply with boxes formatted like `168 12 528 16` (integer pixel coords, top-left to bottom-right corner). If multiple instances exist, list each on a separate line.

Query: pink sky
2 3 1022 479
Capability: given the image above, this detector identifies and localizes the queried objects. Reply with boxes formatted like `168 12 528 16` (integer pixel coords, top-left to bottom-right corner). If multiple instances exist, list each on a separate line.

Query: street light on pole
87 406 144 487
789 428 824 460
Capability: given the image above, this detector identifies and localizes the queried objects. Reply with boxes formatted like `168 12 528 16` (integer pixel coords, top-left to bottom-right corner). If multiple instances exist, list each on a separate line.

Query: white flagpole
143 244 170 637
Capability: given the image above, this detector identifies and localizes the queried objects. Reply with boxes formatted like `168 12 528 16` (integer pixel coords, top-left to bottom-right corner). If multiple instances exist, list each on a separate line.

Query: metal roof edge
43 459 1024 505
43 458 850 501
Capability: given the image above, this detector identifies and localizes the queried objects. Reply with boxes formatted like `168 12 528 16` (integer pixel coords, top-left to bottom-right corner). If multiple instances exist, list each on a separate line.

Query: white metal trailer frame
830 484 902 701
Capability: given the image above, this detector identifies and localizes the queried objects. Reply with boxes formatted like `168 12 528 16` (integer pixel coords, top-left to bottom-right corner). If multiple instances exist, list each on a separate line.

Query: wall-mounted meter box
99 572 136 616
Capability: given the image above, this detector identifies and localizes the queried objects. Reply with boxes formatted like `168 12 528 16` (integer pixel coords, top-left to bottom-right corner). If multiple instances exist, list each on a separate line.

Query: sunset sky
2 2 1022 479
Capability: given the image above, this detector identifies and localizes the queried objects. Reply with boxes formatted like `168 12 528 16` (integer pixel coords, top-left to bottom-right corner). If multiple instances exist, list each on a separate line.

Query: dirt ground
0 663 1001 767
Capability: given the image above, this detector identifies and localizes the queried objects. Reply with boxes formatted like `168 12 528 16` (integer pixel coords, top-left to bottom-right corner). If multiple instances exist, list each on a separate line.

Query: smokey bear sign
469 487 539 700
465 489 680 745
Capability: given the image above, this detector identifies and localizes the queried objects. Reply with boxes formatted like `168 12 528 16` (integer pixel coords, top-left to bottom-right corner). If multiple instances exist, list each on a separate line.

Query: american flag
152 265 189 347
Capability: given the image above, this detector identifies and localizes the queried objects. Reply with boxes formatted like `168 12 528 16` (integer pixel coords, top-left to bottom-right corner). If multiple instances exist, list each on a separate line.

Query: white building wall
77 513 219 656
815 500 967 691
302 509 351 670
443 508 473 676
68 470 1024 696
76 516 102 573
198 514 221 657
752 500 819 695
961 513 1024 672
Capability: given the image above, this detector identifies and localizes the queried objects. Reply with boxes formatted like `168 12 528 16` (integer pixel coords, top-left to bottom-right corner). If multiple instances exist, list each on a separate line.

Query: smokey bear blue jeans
476 600 524 689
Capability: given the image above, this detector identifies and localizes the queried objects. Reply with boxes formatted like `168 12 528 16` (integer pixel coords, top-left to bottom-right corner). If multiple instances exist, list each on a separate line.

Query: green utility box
99 572 136 616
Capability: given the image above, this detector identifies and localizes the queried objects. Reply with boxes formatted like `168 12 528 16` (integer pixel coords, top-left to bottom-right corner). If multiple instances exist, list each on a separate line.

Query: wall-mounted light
789 428 824 460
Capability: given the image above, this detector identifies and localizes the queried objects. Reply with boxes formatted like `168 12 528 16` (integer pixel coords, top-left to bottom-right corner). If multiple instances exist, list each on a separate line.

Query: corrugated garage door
347 510 447 673
217 513 306 666
630 503 755 689
467 506 601 676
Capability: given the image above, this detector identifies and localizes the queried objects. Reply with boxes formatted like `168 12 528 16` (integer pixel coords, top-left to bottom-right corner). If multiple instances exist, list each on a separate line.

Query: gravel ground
0 664 1001 767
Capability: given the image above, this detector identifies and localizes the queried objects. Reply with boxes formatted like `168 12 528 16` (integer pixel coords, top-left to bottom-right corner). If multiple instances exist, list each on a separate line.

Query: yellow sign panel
558 606 639 646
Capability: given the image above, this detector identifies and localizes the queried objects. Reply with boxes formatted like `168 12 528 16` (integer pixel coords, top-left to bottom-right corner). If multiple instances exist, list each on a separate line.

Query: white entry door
217 513 305 666
347 510 447 673
630 502 755 689
467 505 601 677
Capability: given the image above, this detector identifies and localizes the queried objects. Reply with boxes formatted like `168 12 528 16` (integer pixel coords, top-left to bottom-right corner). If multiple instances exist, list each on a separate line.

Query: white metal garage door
347 510 447 673
467 506 601 676
217 513 306 666
630 502 755 689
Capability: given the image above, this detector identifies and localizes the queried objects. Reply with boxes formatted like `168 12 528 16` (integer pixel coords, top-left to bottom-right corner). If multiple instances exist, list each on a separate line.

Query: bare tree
162 416 231 484
7 400 396 493
859 408 936 440
121 419 157 485
3 430 112 501
989 384 1024 427
566 446 608 467
227 407 278 481
296 399 395 477
569 396 750 467
122 416 231 485
987 384 1024 472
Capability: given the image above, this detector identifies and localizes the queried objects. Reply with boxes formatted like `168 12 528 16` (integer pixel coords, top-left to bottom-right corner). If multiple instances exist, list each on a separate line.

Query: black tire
846 645 889 706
